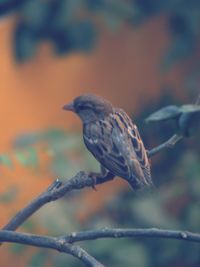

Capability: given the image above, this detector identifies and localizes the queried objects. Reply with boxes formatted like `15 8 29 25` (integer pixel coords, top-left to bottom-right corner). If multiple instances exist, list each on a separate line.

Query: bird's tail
127 173 153 190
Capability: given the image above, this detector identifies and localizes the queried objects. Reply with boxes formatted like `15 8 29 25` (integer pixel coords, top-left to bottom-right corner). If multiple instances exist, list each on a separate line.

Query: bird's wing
83 109 152 189
83 118 132 179
114 108 152 185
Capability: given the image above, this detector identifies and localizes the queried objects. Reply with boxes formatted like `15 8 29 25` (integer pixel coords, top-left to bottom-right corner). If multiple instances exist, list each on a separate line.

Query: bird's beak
62 101 75 112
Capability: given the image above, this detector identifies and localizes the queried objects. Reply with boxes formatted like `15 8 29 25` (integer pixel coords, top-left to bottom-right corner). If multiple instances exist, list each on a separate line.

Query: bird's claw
88 172 98 191
92 184 98 191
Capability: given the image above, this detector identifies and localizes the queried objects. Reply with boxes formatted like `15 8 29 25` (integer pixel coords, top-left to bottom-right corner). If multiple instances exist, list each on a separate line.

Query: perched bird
63 94 152 190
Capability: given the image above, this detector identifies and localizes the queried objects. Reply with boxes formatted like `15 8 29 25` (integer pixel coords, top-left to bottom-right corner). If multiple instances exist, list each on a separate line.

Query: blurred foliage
27 250 48 267
0 128 98 177
0 186 18 203
146 103 200 137
0 153 13 168
0 0 200 77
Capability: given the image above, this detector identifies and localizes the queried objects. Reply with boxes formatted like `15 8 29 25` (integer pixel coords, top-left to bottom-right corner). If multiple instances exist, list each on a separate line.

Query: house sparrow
63 94 152 190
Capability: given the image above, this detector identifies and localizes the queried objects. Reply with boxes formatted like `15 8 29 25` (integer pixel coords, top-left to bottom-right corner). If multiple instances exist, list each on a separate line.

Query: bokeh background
0 1 200 266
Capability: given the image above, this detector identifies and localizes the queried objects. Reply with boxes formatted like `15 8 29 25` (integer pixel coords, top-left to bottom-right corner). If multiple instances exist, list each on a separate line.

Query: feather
83 108 152 189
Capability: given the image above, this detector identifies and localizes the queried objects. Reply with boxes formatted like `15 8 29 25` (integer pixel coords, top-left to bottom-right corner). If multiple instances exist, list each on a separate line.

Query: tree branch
1 227 200 266
63 227 200 243
1 133 183 233
1 227 200 254
0 230 105 267
1 172 96 231
148 134 183 157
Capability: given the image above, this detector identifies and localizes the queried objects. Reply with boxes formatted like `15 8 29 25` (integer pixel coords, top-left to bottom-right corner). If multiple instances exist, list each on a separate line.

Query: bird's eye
78 106 86 111
77 104 93 111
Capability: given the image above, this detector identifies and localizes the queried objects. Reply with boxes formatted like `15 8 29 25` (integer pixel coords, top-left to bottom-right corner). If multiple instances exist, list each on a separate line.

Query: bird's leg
88 166 115 190
98 166 115 183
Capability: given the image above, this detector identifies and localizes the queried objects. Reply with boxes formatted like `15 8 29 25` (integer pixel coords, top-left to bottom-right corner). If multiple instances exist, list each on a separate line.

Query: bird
63 93 152 190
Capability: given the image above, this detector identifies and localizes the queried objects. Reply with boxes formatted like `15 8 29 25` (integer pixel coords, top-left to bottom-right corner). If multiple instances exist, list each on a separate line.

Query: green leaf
179 104 200 114
178 110 200 137
145 103 200 137
145 105 180 122
145 104 200 128
166 104 200 137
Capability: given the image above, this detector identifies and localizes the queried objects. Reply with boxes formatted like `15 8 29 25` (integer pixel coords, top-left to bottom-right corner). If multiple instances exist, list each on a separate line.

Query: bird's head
63 94 113 123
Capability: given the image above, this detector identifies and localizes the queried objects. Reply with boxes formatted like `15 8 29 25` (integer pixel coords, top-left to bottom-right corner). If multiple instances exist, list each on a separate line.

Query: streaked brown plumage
63 94 152 190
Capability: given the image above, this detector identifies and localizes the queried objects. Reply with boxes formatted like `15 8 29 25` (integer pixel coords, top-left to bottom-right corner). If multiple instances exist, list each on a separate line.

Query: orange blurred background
0 14 190 265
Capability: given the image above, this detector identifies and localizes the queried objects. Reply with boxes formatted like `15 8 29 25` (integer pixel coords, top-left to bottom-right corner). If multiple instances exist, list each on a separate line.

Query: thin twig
148 134 183 157
63 227 200 243
0 230 105 267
